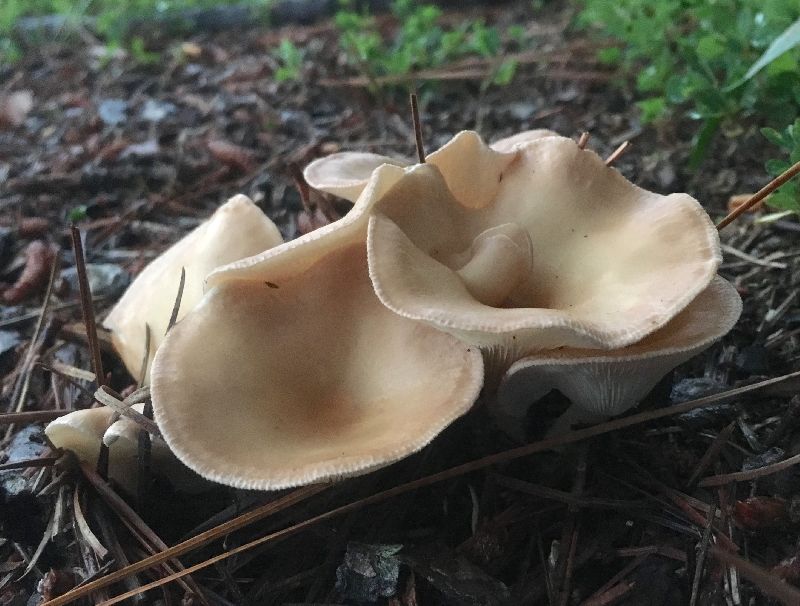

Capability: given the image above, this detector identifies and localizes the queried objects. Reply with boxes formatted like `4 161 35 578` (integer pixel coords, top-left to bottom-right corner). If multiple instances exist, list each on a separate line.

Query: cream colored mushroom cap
45 405 204 493
495 276 742 429
103 195 283 381
367 135 722 355
304 152 408 202
151 243 483 490
45 407 115 464
300 130 547 206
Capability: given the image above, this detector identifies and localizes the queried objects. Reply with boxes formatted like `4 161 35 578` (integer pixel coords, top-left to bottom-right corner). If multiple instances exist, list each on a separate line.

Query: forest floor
2 1 800 605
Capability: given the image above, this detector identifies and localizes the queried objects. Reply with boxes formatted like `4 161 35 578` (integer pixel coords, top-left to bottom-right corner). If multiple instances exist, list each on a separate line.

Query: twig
710 546 800 605
5 252 59 438
604 141 630 166
687 421 737 490
43 484 326 606
78 463 209 604
166 268 185 333
0 456 60 471
94 386 161 437
73 485 109 560
699 450 800 487
70 226 109 478
410 92 425 163
577 132 590 149
689 504 717 606
70 227 104 386
0 410 71 426
717 160 800 230
45 371 800 605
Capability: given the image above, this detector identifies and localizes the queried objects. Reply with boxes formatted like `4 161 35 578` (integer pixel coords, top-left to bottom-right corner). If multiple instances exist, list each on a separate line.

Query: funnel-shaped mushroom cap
304 152 407 202
300 130 554 205
151 164 483 490
45 406 205 493
367 134 721 358
489 129 558 153
104 195 283 381
494 276 741 432
151 244 483 490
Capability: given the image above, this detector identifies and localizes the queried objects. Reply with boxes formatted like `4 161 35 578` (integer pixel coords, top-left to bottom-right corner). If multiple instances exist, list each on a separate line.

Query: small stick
605 141 630 166
43 370 800 605
710 545 800 605
0 456 60 471
70 227 104 386
71 226 110 477
0 409 71 425
577 131 590 150
410 92 426 163
717 159 800 230
166 268 185 333
686 421 736 490
689 504 717 606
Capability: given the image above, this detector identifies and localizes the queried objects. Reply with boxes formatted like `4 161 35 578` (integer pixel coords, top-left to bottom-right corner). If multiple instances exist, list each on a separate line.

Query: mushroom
365 133 722 368
303 129 556 204
104 195 283 381
150 164 484 490
494 276 742 436
45 406 206 493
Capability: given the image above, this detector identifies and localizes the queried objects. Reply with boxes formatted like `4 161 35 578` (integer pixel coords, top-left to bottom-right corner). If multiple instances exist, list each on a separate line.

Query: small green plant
273 38 303 82
334 0 519 94
763 119 800 212
576 0 800 164
0 0 272 63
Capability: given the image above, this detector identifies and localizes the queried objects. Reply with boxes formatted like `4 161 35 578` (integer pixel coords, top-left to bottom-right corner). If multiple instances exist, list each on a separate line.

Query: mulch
1 1 800 604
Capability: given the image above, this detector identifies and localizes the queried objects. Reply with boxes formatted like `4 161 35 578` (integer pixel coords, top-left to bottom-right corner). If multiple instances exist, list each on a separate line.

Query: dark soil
2 2 800 605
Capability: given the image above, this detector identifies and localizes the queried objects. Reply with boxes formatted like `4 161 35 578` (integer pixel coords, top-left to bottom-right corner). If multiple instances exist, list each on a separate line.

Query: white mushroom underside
151 243 483 490
495 276 742 428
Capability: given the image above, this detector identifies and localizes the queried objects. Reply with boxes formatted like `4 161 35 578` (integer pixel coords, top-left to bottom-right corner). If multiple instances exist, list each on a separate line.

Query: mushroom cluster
45 195 285 490
49 129 741 491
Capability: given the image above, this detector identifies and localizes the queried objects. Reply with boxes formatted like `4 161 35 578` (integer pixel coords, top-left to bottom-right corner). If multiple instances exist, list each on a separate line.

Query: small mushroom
45 406 206 493
150 165 484 490
104 195 283 380
366 133 721 366
494 276 742 435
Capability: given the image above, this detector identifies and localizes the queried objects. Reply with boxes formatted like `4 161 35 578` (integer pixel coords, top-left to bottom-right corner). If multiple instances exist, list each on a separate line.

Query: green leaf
492 59 517 86
597 47 621 65
766 158 791 175
696 35 726 60
636 97 667 123
761 127 789 147
741 17 800 82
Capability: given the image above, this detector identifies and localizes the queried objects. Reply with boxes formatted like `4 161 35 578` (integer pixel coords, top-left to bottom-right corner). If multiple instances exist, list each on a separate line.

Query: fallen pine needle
49 369 800 606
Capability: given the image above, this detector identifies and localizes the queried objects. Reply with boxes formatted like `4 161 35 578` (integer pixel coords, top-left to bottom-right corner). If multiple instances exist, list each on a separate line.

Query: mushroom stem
410 92 426 164
454 224 533 308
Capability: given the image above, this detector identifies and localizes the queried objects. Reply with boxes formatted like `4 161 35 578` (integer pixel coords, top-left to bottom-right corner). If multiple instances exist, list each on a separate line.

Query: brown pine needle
699 449 800 487
166 268 185 334
716 159 800 230
710 546 800 605
577 131 590 149
61 369 800 606
410 92 425 163
0 410 71 425
70 226 104 386
42 483 327 606
605 141 630 165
